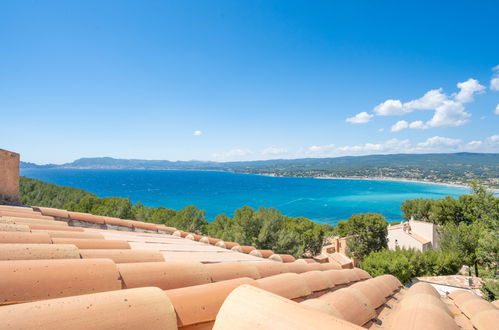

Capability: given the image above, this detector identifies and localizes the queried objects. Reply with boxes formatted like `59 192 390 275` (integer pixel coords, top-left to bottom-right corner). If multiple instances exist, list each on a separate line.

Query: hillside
21 153 499 187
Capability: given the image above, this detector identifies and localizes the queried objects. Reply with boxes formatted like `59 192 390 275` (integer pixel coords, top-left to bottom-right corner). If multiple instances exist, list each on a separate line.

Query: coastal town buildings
387 218 439 251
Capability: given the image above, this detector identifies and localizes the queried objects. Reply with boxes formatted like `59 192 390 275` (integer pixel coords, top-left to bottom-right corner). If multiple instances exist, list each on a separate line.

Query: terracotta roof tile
300 298 343 318
390 308 459 330
51 238 131 249
0 210 55 221
256 273 312 300
0 223 30 232
34 207 69 219
250 249 274 258
493 300 499 308
199 236 221 245
215 241 240 250
127 220 158 231
252 261 289 277
205 262 261 282
406 282 441 298
299 270 335 292
155 224 176 233
459 298 497 319
269 254 296 263
213 285 363 330
68 212 105 224
353 268 371 280
26 223 85 232
79 249 165 263
319 288 376 325
165 277 259 327
0 243 80 260
470 309 499 330
1 216 68 227
304 262 326 271
0 287 177 330
0 231 52 244
102 216 134 228
118 261 211 290
32 230 105 240
322 269 350 285
0 259 122 304
285 261 310 273
318 262 342 270
349 280 386 308
230 245 256 254
338 269 361 282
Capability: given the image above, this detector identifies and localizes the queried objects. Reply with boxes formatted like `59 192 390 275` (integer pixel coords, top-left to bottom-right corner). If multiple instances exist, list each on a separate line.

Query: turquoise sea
21 169 470 225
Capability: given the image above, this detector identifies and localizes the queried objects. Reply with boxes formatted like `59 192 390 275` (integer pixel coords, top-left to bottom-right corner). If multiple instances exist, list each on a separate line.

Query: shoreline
313 176 472 190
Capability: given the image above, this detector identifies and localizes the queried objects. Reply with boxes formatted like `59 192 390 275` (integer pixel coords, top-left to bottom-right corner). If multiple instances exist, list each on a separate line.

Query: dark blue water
21 169 469 225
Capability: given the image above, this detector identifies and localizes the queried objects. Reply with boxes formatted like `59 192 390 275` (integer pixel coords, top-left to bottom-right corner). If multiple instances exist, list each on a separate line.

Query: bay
21 169 469 225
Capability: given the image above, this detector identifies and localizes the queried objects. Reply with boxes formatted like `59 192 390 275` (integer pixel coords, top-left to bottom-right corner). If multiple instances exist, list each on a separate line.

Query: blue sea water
21 169 470 225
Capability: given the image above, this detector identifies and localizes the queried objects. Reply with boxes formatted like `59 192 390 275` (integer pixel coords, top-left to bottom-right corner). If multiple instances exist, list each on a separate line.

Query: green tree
344 213 388 260
169 205 208 233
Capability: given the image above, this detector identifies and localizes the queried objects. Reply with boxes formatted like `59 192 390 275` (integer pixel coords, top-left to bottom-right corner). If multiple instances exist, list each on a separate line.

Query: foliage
361 248 461 284
480 280 499 302
20 177 94 208
341 213 388 260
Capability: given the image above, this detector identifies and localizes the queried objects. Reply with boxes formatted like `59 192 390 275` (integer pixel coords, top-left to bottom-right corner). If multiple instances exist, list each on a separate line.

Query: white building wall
387 228 424 251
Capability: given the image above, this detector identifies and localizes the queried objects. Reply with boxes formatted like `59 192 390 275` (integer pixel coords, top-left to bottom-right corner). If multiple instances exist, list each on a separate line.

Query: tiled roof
0 204 497 329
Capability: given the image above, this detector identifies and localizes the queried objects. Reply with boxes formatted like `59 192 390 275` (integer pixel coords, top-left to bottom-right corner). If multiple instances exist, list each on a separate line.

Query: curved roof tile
322 269 350 285
318 288 376 325
449 290 481 306
206 262 261 282
155 225 176 233
118 261 211 290
0 231 52 244
199 236 221 245
79 249 164 263
0 210 55 221
470 309 499 330
338 269 361 282
318 262 342 270
250 249 274 258
0 223 30 232
126 220 158 231
0 259 121 304
213 285 362 330
165 277 259 327
68 212 105 224
459 298 497 319
350 280 386 308
256 273 312 300
26 223 85 232
406 282 440 298
390 308 459 330
0 287 177 330
400 293 452 316
300 298 343 318
252 261 289 277
0 243 80 260
32 230 105 240
285 261 310 274
299 270 335 291
35 207 69 219
352 268 371 280
51 238 131 249
102 217 134 228
2 216 68 227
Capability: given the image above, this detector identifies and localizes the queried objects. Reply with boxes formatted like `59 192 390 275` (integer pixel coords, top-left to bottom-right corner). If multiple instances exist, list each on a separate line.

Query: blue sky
1 1 498 164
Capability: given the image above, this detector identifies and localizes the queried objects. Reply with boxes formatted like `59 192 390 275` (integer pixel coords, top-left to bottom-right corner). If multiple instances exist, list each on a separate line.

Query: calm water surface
21 169 470 225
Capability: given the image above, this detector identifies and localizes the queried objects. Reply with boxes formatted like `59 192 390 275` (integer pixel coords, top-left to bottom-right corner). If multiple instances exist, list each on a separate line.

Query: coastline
313 176 472 190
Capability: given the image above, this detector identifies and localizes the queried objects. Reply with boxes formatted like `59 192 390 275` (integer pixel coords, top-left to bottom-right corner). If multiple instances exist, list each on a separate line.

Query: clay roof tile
250 249 274 258
256 273 312 300
68 211 105 224
318 287 376 325
352 268 371 280
0 287 177 330
32 230 105 240
299 270 335 291
459 298 497 319
350 279 387 308
470 309 499 330
35 207 69 219
285 261 310 274
79 249 165 263
205 262 261 282
0 243 81 260
51 238 131 249
0 231 52 244
213 285 362 330
27 223 85 232
2 216 68 227
318 262 342 270
252 261 289 277
406 282 440 298
102 217 134 228
165 277 259 327
118 261 211 290
322 269 350 285
0 223 31 232
230 245 256 254
0 259 121 305
299 298 343 318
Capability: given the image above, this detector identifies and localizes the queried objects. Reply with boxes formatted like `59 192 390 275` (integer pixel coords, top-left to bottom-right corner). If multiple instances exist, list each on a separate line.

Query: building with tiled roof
1 149 498 329
388 218 439 251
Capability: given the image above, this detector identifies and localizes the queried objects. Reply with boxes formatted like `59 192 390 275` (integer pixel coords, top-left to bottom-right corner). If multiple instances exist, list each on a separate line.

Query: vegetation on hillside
19 176 328 256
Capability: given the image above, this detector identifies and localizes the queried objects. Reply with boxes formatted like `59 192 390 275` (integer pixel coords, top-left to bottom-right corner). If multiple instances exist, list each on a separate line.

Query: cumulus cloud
352 77 486 129
308 144 335 153
262 146 288 155
495 104 499 115
346 112 373 124
417 136 461 148
391 120 409 132
193 130 202 136
491 65 499 91
337 138 411 154
212 148 252 160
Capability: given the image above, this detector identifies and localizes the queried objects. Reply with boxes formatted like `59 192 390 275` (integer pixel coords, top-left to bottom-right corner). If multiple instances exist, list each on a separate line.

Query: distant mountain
21 153 499 187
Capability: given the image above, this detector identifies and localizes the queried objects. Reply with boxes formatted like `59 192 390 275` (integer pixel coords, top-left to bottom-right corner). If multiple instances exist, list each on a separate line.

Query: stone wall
0 149 20 204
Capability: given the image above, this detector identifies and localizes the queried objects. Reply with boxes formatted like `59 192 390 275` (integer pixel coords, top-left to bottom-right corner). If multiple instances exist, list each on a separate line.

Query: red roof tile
206 262 261 282
68 212 105 224
79 249 165 263
0 287 177 330
32 230 105 240
0 223 30 232
257 273 312 300
319 288 376 325
0 243 80 260
0 231 52 244
26 223 85 232
118 261 211 290
51 238 131 249
0 259 122 304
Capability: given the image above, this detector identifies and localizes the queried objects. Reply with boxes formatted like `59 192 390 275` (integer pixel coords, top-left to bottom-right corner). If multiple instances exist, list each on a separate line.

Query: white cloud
466 140 483 149
454 78 485 103
346 112 373 124
338 138 410 154
308 144 335 153
262 147 288 155
491 65 499 91
425 100 470 128
409 120 428 129
193 130 202 136
404 89 448 110
373 100 406 116
391 120 409 132
487 134 499 145
378 128 385 132
417 136 461 148
495 104 499 115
